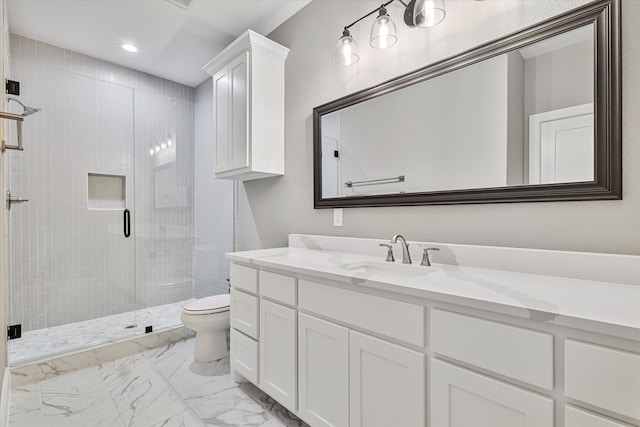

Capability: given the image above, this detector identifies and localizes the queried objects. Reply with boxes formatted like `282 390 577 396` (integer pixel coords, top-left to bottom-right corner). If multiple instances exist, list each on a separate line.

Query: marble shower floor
9 300 193 365
8 337 307 427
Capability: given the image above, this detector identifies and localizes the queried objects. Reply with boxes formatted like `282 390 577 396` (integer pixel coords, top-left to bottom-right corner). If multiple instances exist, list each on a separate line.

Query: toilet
181 294 230 362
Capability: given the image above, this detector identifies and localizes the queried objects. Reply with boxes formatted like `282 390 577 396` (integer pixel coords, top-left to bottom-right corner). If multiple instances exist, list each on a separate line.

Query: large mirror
314 0 620 208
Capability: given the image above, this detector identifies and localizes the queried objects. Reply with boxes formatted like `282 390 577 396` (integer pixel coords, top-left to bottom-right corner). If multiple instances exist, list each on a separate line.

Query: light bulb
413 0 446 28
335 29 359 66
149 147 154 156
167 137 173 146
370 6 397 49
154 144 160 153
161 142 167 150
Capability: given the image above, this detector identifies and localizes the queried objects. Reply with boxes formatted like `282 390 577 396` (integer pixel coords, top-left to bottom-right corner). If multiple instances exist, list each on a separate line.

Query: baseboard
0 368 10 427
10 325 194 389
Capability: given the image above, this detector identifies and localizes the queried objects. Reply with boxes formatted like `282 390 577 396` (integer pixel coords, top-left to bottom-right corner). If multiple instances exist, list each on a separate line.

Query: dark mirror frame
313 0 620 208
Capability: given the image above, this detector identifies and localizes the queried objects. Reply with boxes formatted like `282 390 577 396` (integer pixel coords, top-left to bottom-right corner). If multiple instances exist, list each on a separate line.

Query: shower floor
9 299 194 365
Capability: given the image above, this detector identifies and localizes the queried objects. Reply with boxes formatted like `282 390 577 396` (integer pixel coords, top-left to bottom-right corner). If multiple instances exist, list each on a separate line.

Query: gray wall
237 0 639 256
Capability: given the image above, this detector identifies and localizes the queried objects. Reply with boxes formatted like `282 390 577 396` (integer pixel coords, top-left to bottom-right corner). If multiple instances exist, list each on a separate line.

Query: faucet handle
379 243 395 262
420 247 440 267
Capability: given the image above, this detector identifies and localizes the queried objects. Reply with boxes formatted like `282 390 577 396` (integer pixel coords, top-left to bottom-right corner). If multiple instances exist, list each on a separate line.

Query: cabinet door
350 331 425 427
298 313 348 427
228 52 249 171
213 52 249 174
259 299 296 411
431 359 553 427
230 329 258 384
212 65 230 173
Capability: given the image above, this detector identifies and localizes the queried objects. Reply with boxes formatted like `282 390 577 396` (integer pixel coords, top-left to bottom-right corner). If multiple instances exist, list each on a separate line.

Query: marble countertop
227 247 640 340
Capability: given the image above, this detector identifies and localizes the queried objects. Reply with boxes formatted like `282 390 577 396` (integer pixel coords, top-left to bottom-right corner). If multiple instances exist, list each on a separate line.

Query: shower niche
87 173 126 210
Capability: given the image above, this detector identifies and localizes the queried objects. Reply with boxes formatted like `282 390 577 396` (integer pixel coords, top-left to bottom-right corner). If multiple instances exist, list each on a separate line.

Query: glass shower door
6 63 139 364
133 90 194 331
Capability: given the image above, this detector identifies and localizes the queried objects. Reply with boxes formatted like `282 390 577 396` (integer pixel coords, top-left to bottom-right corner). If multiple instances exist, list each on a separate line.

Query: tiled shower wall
7 34 194 332
193 79 234 298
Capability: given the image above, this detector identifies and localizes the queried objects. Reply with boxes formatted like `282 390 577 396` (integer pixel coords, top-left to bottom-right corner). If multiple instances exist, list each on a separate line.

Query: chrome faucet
391 234 411 264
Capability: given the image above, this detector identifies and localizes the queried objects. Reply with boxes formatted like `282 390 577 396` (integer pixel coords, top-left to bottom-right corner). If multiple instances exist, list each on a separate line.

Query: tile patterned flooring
10 300 192 365
9 337 307 427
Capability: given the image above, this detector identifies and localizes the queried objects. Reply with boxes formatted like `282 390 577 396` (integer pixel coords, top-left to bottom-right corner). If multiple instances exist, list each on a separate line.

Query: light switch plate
333 208 343 227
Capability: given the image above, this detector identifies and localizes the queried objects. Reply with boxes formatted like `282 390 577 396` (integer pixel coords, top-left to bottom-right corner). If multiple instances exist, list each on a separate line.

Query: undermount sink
339 260 435 281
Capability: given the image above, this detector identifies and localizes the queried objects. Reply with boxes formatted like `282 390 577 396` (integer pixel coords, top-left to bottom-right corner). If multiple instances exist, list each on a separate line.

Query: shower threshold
8 299 193 366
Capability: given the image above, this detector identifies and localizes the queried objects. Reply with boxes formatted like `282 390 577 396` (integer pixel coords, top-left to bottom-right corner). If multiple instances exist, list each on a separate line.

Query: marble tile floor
9 300 193 365
9 337 308 427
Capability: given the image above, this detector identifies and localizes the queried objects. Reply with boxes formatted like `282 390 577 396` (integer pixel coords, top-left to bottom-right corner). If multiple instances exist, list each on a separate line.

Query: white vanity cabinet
203 30 289 181
228 254 640 427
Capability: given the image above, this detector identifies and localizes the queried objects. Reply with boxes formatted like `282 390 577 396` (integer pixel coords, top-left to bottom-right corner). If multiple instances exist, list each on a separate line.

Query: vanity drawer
298 279 425 347
231 289 259 339
259 270 296 306
565 406 630 427
431 309 553 390
565 340 640 422
230 329 258 383
231 263 258 294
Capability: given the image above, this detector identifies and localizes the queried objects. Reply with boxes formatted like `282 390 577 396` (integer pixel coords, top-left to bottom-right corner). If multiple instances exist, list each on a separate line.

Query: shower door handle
124 209 131 238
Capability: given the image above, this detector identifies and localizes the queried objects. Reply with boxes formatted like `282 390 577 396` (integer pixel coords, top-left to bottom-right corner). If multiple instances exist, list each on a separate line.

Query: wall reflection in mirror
321 24 594 199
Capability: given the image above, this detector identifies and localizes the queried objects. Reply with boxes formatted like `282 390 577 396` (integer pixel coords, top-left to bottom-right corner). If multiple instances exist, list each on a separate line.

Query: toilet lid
183 294 230 314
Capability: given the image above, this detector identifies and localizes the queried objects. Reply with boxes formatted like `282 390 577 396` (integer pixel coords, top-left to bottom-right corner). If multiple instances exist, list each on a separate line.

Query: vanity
227 234 640 427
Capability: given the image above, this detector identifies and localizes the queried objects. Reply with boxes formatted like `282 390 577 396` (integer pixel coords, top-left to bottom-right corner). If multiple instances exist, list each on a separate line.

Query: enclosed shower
4 34 232 365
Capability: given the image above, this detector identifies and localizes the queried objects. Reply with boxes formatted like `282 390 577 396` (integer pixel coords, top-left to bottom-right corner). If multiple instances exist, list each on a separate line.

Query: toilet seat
183 294 230 315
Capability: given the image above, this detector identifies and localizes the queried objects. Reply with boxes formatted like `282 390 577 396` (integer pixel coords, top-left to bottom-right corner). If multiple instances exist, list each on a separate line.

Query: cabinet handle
124 209 130 238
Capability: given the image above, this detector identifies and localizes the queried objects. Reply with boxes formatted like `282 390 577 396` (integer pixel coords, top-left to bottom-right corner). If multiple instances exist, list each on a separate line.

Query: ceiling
7 0 311 87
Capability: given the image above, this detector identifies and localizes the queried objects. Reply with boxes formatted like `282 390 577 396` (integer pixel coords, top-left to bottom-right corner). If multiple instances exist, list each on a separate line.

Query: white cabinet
431 359 554 427
298 313 349 427
259 299 297 411
349 331 426 427
228 258 640 427
203 30 289 181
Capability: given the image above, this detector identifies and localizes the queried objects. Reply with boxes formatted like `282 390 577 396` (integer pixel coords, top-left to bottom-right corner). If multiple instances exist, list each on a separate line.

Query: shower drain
124 324 137 329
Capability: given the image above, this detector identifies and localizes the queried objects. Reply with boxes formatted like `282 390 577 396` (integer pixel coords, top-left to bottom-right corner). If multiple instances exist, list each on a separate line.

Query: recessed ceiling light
121 43 138 53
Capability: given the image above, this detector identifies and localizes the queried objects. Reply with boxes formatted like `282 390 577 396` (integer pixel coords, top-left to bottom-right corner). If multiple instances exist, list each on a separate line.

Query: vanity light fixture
335 0 446 65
